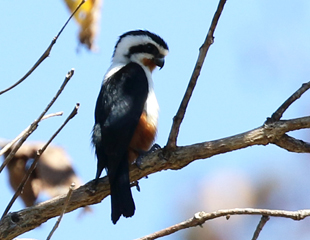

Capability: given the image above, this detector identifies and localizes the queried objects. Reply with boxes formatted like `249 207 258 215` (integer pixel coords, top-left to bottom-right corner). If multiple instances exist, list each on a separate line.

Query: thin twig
0 112 63 157
0 69 74 174
266 80 310 123
56 0 86 39
136 209 304 240
0 0 85 95
251 215 270 240
1 104 79 218
46 183 76 240
166 0 227 150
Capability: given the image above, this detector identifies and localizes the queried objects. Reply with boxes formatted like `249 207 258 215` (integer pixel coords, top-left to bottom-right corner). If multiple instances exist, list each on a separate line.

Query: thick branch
1 116 310 239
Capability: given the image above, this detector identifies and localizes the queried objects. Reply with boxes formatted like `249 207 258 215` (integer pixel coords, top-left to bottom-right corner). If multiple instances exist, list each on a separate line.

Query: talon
150 143 161 151
135 143 161 168
87 180 99 195
135 181 141 192
130 181 141 192
135 155 144 169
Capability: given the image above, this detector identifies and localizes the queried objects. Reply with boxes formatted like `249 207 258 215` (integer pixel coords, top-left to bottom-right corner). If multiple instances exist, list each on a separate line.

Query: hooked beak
153 56 165 69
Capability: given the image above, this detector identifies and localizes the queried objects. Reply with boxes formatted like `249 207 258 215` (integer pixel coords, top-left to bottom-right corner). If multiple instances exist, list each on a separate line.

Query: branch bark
1 103 79 218
46 183 75 240
136 208 308 240
166 0 227 149
267 81 310 122
1 0 309 239
0 69 74 174
1 115 310 239
251 215 270 240
0 112 63 157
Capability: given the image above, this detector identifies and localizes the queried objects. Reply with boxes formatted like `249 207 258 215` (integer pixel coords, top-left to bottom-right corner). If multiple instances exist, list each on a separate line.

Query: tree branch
136 209 306 240
251 215 270 240
273 134 310 153
46 183 75 240
1 104 79 218
0 112 63 157
166 0 227 149
1 1 309 239
267 80 310 123
1 114 310 239
0 0 84 95
0 69 74 174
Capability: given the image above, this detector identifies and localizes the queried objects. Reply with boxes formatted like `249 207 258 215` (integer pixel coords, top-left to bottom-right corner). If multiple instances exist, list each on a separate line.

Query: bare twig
136 209 302 240
0 111 63 157
251 215 270 240
266 80 310 123
1 104 79 218
46 183 76 240
166 0 227 150
0 69 74 174
0 0 84 95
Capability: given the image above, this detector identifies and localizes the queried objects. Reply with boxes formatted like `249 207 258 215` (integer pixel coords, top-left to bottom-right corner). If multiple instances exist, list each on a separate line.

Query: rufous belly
128 111 157 163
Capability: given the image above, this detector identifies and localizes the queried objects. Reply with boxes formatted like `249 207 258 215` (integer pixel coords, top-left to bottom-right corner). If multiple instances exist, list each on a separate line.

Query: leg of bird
135 143 161 168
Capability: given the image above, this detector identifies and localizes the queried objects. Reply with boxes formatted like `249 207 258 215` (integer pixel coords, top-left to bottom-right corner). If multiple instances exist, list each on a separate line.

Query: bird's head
112 30 169 72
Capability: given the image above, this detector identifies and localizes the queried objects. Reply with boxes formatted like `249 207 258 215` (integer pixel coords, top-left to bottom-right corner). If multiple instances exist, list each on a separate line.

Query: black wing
92 62 149 181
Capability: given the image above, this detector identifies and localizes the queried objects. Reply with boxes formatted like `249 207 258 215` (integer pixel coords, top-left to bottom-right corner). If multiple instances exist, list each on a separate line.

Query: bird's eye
145 44 154 53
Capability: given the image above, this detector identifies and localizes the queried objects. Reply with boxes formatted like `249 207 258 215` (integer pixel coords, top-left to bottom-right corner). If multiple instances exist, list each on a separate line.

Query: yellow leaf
63 0 102 50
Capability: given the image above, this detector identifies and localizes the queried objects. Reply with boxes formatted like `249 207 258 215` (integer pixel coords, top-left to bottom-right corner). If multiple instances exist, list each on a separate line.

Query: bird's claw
135 143 161 168
87 180 99 195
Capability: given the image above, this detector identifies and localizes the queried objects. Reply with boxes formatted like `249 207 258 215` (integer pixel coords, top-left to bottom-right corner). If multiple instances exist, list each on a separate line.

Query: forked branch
1 103 79 218
136 208 308 240
0 69 75 174
1 113 310 239
1 0 310 239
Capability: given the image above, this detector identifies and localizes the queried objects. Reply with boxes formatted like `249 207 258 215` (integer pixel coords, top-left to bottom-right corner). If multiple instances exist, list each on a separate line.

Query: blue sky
1 0 310 239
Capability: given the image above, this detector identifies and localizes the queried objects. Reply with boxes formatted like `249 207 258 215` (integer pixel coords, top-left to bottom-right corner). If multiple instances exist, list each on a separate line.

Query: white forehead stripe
113 35 168 63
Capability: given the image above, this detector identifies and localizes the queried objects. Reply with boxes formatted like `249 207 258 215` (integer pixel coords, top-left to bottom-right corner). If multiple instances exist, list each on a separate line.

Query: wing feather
93 62 148 181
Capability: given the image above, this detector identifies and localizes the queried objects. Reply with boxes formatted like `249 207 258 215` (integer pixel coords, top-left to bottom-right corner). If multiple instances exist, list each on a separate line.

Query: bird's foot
87 179 99 195
135 143 161 168
131 180 141 192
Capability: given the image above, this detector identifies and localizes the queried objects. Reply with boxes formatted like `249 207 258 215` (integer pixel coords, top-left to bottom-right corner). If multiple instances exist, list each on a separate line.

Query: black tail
110 158 135 224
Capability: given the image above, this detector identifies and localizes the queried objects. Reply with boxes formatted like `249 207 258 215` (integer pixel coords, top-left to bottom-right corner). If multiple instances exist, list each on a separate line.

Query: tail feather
110 159 135 224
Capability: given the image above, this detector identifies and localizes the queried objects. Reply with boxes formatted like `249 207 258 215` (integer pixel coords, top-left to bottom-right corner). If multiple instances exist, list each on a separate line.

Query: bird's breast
128 90 159 163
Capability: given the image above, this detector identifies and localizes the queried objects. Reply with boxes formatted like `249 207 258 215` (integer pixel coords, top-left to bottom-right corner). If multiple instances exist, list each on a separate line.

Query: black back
92 62 149 223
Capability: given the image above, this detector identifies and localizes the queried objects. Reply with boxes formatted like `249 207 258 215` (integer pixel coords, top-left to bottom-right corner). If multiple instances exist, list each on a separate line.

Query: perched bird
92 30 168 224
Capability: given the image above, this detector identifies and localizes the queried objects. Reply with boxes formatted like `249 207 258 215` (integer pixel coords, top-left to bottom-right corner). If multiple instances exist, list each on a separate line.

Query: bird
92 30 168 224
